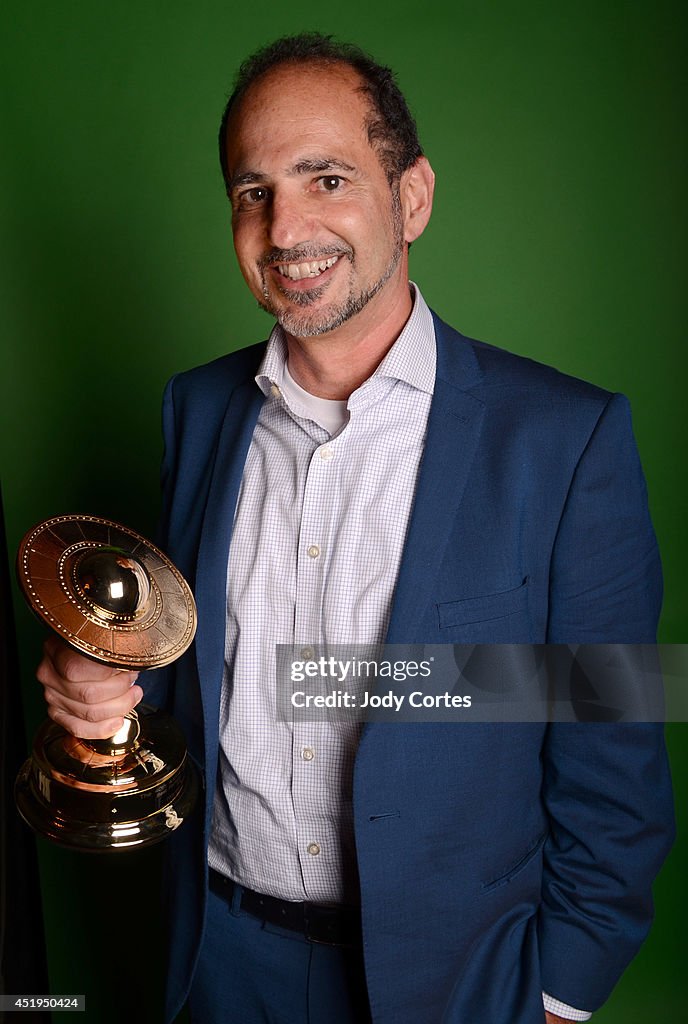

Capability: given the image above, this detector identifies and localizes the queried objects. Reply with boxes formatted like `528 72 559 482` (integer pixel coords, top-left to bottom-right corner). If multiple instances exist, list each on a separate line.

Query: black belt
209 868 361 947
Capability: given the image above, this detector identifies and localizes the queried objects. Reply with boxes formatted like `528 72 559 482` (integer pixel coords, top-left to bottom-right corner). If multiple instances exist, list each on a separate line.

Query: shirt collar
255 282 436 399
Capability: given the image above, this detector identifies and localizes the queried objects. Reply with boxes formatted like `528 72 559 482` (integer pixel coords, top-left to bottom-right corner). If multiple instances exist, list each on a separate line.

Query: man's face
224 62 408 339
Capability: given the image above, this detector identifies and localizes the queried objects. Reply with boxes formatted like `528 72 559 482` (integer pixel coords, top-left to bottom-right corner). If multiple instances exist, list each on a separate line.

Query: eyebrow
290 157 356 175
228 157 356 193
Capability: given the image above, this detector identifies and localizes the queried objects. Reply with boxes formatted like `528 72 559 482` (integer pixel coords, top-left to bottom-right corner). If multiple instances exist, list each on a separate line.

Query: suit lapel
385 315 485 643
195 379 264 750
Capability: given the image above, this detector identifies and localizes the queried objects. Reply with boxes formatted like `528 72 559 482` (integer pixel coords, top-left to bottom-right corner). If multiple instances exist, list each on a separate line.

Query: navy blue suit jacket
146 313 674 1023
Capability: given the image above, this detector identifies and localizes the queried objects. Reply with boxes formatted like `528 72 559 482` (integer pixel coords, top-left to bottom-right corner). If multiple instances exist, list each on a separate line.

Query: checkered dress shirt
208 285 435 903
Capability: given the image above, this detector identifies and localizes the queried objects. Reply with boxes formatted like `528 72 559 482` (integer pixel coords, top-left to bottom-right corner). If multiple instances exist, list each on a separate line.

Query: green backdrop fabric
1 2 685 1020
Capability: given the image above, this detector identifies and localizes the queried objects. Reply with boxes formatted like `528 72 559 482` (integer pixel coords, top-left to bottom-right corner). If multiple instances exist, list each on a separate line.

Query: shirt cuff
542 991 592 1021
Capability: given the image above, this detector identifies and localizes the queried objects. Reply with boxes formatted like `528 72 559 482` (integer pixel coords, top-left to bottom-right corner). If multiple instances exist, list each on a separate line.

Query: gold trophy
15 514 199 852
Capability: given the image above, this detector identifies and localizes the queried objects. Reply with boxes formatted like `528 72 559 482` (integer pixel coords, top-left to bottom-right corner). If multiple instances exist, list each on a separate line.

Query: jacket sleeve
538 392 675 1009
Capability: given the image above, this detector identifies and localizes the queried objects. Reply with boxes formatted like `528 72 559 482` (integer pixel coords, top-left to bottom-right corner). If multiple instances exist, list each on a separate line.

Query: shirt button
300 646 314 660
307 545 320 559
270 383 281 398
301 747 315 762
319 446 334 461
307 842 321 856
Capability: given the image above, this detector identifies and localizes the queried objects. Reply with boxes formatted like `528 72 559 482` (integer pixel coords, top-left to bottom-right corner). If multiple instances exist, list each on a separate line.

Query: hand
545 1013 579 1024
36 635 143 739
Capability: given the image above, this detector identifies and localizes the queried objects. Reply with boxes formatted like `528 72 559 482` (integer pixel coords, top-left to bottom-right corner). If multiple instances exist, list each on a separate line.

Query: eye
235 186 270 209
318 176 344 192
246 187 269 203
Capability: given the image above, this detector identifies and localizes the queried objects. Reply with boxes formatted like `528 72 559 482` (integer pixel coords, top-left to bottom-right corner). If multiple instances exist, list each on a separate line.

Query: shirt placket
291 427 343 899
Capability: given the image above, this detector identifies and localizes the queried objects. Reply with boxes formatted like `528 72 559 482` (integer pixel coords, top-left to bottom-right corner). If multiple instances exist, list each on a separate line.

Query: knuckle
61 651 88 681
47 705 65 725
94 719 123 739
43 686 58 708
78 684 99 705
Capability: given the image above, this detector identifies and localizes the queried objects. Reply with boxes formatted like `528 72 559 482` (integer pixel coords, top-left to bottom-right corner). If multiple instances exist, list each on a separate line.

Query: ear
399 156 435 244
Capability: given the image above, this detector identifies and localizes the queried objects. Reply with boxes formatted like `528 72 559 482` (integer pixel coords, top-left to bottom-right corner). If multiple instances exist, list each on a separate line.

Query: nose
267 189 316 251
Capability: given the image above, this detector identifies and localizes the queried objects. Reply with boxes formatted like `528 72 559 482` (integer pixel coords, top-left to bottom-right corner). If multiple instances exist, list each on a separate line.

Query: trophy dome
73 547 152 620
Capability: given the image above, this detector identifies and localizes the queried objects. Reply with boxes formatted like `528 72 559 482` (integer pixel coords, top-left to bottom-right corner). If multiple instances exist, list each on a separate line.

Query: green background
1 1 685 1020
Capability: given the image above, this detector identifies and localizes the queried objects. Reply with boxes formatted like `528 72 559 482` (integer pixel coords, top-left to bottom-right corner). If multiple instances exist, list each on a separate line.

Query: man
37 34 673 1024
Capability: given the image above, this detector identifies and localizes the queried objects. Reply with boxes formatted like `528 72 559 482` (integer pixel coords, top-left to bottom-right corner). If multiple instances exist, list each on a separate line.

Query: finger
43 683 143 724
44 685 144 740
43 635 130 683
37 645 139 701
47 705 133 741
38 665 141 706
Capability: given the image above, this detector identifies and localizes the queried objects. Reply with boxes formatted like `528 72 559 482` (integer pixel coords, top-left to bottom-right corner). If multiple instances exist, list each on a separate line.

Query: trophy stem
83 709 141 756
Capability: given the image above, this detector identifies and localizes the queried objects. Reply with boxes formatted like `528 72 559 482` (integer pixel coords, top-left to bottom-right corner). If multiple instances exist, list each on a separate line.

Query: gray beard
258 246 402 338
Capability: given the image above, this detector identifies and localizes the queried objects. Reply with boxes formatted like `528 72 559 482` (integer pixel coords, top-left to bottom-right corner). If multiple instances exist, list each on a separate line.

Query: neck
285 279 414 400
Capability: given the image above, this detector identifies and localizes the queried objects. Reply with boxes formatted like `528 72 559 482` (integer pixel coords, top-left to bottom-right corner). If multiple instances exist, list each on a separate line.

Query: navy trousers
187 885 372 1024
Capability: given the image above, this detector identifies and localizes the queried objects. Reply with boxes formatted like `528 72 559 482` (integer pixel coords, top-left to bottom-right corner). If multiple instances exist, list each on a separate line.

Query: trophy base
15 704 200 852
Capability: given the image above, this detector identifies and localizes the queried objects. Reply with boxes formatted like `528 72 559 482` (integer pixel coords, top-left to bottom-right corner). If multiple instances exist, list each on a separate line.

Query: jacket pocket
481 830 547 894
437 577 529 628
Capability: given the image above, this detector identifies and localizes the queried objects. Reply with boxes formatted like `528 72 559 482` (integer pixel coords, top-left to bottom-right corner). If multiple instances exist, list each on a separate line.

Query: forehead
225 62 378 174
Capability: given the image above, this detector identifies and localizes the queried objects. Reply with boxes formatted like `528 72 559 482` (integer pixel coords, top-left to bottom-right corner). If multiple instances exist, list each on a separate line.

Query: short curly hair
218 32 423 189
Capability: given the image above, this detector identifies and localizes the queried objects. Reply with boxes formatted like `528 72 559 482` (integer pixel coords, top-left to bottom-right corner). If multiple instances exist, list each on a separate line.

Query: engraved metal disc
17 514 196 669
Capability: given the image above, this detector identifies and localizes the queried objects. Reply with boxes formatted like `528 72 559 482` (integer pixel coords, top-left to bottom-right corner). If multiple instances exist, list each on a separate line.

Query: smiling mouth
275 255 340 281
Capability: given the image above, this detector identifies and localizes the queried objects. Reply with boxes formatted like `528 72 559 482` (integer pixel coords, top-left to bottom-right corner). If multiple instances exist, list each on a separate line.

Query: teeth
276 256 339 280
